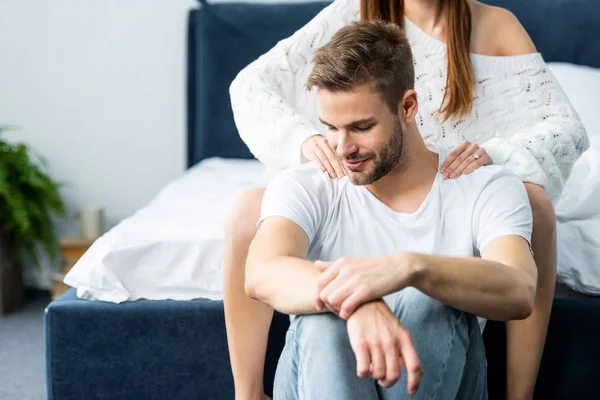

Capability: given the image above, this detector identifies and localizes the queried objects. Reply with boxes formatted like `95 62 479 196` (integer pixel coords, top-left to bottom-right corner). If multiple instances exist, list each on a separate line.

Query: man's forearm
245 255 324 315
406 253 536 321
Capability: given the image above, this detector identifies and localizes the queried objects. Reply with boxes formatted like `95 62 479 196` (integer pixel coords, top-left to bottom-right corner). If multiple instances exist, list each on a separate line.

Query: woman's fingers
321 142 346 178
463 151 492 174
443 141 475 178
440 140 469 174
315 150 337 178
451 143 480 178
462 157 484 175
313 156 327 173
305 137 345 178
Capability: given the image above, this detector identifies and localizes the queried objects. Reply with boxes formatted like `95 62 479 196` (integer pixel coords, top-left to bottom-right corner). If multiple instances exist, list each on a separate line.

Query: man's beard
345 117 405 186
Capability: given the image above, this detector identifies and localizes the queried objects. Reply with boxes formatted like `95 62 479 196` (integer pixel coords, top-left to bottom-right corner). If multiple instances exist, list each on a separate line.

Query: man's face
317 84 405 185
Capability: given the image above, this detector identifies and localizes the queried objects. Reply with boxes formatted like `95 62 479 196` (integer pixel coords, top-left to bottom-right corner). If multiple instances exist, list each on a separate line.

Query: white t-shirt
259 148 533 331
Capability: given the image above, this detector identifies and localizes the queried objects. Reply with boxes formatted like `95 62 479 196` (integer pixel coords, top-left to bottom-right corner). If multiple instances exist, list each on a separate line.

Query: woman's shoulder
469 1 537 57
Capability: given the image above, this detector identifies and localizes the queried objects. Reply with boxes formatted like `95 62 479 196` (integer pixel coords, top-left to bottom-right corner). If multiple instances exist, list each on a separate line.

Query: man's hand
347 301 422 392
301 135 346 179
314 255 416 319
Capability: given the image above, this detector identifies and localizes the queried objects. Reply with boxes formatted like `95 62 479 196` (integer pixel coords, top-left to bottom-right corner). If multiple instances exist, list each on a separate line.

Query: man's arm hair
245 216 325 315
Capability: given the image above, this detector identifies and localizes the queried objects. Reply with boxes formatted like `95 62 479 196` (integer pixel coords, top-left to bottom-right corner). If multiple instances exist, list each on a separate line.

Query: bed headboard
187 0 329 167
186 0 600 168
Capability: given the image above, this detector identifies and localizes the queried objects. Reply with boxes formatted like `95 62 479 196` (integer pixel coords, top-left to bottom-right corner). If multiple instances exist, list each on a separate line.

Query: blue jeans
273 287 488 400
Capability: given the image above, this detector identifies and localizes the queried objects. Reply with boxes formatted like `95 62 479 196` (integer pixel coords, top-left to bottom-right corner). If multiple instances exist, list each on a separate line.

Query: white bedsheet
65 62 600 302
556 143 600 294
551 63 600 295
65 158 270 302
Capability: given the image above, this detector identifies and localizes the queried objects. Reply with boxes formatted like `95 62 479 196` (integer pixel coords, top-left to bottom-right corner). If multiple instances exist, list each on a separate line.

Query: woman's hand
440 140 492 179
301 135 346 179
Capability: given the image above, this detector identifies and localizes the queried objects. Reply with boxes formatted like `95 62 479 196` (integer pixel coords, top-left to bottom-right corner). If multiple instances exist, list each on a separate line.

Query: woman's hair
361 0 474 121
306 20 415 114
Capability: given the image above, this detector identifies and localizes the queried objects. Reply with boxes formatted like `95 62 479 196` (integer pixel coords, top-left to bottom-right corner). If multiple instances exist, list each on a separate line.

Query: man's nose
334 132 358 158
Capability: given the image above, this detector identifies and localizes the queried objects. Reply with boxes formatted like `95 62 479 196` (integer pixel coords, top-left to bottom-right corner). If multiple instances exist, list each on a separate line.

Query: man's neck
365 127 440 213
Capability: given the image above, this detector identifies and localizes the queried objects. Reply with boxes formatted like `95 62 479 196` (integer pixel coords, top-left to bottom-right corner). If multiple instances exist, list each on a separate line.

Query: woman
224 0 589 399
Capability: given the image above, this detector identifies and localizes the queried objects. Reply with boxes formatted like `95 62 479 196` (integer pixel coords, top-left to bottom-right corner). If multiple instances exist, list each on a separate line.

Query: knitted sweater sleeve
480 65 590 204
229 0 355 169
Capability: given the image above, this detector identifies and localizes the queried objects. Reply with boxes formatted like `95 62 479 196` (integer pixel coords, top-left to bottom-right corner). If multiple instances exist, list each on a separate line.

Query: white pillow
549 62 600 295
64 158 269 302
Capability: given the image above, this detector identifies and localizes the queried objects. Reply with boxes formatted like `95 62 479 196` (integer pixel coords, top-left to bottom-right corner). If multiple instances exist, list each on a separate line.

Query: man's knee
394 288 461 328
280 314 377 399
225 188 265 246
393 289 472 355
293 313 348 350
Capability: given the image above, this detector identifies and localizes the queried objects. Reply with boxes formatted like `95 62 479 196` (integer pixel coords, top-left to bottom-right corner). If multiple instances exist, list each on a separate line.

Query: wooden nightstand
51 237 95 299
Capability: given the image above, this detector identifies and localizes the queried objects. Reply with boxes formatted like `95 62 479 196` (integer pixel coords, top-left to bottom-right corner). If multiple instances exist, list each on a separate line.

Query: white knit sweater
229 0 589 204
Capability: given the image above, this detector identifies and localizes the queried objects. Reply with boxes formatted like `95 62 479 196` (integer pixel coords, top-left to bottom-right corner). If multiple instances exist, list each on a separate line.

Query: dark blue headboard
187 0 600 168
187 0 329 167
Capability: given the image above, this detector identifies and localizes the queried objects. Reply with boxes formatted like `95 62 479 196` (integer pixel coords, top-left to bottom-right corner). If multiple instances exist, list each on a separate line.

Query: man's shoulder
473 165 524 188
268 163 339 196
276 163 333 186
446 165 525 202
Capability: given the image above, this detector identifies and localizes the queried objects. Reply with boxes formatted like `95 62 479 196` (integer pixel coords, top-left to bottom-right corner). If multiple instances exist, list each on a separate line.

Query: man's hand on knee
346 300 423 394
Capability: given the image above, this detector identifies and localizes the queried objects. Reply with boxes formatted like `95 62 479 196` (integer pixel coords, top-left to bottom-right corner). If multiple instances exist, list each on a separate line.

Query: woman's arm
480 8 590 204
229 0 357 169
481 76 589 204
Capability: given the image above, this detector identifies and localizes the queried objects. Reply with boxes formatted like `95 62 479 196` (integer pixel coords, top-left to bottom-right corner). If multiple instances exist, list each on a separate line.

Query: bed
45 1 600 399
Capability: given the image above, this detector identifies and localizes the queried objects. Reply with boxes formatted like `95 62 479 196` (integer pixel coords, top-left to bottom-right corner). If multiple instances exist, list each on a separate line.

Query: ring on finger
473 153 480 160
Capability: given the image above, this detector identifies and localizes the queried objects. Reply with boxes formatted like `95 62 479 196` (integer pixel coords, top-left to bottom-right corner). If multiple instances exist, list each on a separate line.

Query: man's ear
397 90 419 123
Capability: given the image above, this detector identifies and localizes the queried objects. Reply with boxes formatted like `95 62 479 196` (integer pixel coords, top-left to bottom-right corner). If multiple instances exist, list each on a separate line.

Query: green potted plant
0 125 65 315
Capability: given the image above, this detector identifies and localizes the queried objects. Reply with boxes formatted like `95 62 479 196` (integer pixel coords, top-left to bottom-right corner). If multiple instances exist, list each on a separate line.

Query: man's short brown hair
306 20 414 113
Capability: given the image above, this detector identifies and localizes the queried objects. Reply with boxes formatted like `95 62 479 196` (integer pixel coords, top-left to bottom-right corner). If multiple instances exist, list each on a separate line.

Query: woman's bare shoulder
469 1 537 57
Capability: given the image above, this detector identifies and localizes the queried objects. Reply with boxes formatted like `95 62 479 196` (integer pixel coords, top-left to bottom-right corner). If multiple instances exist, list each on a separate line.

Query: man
244 20 537 400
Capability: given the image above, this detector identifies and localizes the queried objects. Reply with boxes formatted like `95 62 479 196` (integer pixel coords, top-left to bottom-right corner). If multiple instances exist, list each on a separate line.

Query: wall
0 0 196 287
